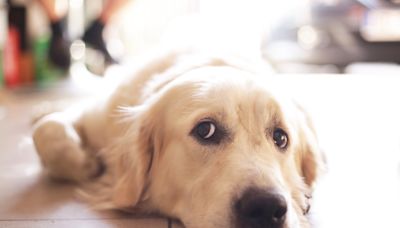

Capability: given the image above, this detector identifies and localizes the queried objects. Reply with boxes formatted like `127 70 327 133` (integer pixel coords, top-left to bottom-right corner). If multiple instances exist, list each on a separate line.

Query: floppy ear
294 104 325 189
110 105 157 208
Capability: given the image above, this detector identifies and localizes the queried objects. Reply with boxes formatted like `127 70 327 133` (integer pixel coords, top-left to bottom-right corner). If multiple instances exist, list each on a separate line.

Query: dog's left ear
110 104 159 208
294 104 325 189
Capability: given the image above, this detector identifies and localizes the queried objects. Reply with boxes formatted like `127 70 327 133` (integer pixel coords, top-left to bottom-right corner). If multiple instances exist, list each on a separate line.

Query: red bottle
3 26 21 87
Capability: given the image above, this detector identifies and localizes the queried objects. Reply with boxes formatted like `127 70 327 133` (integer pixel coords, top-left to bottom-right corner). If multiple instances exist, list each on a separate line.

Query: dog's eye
196 121 216 139
273 128 289 150
191 120 224 145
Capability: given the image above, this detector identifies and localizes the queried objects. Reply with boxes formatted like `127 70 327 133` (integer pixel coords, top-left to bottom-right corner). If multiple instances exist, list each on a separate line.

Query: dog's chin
231 218 302 228
185 218 295 228
231 218 296 228
180 208 302 228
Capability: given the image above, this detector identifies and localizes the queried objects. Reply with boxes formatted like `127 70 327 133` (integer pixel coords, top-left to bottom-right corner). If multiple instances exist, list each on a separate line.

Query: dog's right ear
110 104 158 208
293 103 325 190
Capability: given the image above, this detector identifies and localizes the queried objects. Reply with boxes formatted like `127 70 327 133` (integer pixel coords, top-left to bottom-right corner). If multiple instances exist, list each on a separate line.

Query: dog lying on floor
32 50 323 228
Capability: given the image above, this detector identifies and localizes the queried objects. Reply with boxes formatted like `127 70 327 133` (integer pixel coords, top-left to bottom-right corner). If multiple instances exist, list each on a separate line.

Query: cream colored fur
32 50 323 228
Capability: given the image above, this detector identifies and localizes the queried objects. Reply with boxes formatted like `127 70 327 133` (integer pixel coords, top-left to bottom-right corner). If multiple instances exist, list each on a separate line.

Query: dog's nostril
235 188 287 228
273 201 287 219
272 204 287 223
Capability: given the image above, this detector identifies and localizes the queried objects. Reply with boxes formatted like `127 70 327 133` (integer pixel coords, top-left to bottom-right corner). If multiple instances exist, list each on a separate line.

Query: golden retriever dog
32 50 323 228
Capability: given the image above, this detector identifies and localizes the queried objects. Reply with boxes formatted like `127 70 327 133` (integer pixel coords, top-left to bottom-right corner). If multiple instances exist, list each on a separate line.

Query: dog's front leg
32 111 101 182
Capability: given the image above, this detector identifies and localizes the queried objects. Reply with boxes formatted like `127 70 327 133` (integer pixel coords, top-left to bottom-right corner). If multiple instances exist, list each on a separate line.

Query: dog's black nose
235 188 287 228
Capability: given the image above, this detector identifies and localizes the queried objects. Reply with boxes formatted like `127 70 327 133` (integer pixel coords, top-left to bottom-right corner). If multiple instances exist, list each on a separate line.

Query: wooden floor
0 73 399 228
0 79 183 228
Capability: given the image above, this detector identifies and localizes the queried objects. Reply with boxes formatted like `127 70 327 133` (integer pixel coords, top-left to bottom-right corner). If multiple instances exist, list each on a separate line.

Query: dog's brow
265 99 284 126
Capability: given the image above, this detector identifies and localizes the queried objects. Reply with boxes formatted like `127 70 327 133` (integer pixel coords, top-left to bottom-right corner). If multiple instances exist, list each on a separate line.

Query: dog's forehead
175 66 275 99
166 66 291 122
179 65 261 85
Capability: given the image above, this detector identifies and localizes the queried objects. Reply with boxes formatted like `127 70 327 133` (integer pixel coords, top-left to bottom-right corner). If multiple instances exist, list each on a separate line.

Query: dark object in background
263 0 400 70
49 18 71 70
7 3 27 51
83 19 117 65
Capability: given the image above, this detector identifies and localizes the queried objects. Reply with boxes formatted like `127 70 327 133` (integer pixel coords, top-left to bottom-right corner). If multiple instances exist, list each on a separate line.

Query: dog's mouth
303 194 312 215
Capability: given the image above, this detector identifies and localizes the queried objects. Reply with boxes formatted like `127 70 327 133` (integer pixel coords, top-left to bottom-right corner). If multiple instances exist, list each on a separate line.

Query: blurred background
2 0 400 89
264 0 400 73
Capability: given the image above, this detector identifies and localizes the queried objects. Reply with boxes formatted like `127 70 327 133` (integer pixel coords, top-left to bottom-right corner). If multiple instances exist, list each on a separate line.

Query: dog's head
109 66 323 228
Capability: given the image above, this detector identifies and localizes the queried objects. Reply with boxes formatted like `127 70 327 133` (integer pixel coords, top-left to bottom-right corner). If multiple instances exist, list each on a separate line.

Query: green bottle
33 36 63 87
